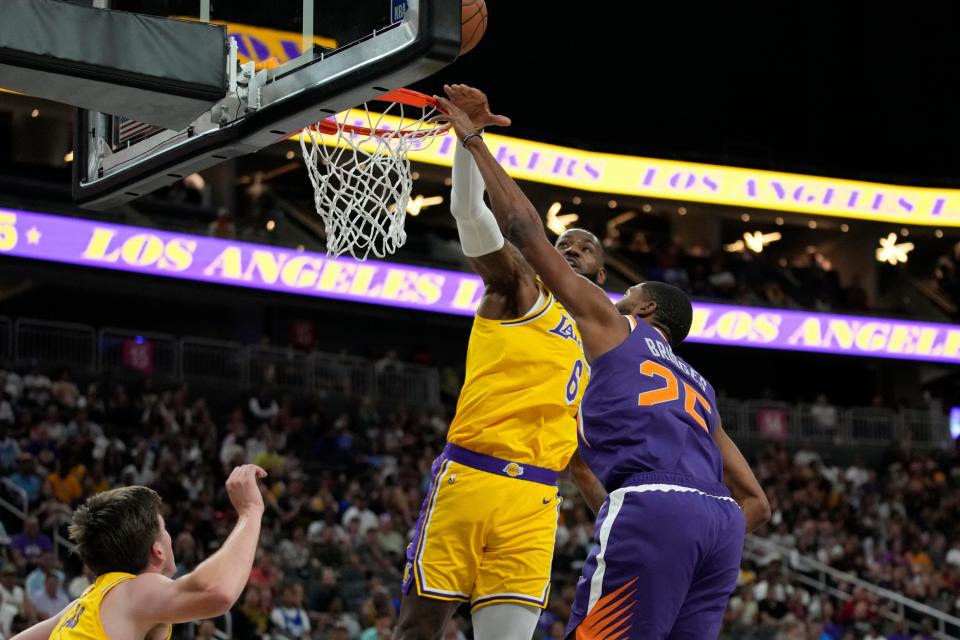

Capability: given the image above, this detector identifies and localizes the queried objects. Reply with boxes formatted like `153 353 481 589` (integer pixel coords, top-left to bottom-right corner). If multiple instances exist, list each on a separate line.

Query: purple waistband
442 443 559 486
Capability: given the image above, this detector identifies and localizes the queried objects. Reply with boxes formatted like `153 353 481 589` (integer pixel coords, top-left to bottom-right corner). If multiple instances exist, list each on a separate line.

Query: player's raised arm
445 91 540 318
436 85 627 360
713 422 770 532
125 465 267 624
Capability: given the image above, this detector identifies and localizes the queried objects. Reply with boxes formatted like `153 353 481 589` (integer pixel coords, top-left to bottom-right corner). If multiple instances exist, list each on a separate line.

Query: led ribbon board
1 207 958 363
298 111 960 227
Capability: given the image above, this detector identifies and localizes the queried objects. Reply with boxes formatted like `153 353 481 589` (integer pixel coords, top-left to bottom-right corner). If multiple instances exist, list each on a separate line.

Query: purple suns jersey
578 316 724 492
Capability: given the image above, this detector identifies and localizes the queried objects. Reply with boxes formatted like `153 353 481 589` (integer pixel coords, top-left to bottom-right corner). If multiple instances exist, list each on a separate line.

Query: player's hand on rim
433 95 478 142
225 464 268 517
442 84 511 130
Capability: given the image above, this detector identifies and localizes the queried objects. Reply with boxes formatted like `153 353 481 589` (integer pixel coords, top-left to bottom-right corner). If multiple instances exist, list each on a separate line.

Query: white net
300 94 448 260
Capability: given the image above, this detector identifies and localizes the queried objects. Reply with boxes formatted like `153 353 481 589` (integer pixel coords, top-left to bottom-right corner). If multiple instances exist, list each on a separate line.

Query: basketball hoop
300 89 450 260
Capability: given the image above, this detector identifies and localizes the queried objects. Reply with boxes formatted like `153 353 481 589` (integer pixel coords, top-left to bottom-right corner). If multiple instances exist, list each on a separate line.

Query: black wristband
461 131 483 148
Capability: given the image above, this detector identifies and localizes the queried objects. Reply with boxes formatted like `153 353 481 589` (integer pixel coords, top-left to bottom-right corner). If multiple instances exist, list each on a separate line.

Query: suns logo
503 463 525 478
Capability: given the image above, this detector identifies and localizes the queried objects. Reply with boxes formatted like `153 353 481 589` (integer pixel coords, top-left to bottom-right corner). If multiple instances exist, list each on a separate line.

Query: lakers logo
503 462 525 478
62 604 85 630
403 562 413 584
549 314 581 345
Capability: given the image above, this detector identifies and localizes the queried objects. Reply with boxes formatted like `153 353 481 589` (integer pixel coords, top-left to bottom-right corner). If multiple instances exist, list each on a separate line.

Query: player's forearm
714 423 770 532
181 510 262 604
464 138 545 247
739 496 771 532
11 612 61 640
569 451 607 516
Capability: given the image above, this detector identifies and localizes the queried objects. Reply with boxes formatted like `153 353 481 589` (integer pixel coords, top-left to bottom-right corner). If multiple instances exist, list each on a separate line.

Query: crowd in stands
720 442 960 639
604 230 869 314
0 360 955 640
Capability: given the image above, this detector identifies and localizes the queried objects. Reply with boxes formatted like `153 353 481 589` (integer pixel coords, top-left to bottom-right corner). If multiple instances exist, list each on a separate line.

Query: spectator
0 393 13 428
24 553 64 598
811 394 838 434
9 454 43 507
232 585 270 640
208 207 237 239
249 389 279 422
22 367 51 406
67 565 95 600
195 619 218 640
30 572 68 619
10 517 51 568
278 526 310 575
271 583 311 639
46 457 82 505
374 350 403 376
0 426 20 473
341 494 378 536
0 565 30 620
50 369 80 409
0 589 18 639
360 614 393 640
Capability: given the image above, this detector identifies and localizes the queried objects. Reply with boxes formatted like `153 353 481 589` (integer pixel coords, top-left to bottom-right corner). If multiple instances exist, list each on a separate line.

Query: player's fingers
433 96 451 114
492 114 512 127
251 465 268 479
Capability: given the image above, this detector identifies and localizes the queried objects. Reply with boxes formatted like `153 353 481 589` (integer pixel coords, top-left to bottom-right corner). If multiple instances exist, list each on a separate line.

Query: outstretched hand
442 84 511 130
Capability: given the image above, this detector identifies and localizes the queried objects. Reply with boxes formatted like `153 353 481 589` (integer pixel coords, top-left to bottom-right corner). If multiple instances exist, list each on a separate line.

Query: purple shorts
567 472 745 640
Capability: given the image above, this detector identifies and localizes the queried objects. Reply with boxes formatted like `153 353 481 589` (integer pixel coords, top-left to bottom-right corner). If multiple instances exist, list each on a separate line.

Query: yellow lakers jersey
448 286 588 471
52 572 171 640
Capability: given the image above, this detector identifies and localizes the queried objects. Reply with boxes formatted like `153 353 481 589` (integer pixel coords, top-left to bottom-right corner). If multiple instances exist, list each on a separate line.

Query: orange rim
308 88 450 138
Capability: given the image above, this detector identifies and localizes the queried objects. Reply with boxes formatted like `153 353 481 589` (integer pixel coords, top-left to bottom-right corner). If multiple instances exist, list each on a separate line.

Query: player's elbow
203 587 238 617
191 584 238 619
757 493 772 526
745 493 771 532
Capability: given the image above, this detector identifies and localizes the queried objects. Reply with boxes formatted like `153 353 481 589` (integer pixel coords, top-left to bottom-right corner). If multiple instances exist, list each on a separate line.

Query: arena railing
0 316 11 364
13 318 96 373
313 351 375 400
717 399 949 447
7 316 440 407
180 337 250 388
0 478 28 519
744 535 960 639
4 316 950 435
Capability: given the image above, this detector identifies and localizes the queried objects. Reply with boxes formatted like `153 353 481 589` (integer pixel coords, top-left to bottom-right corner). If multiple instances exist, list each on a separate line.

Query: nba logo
403 562 412 583
503 463 525 478
391 0 408 23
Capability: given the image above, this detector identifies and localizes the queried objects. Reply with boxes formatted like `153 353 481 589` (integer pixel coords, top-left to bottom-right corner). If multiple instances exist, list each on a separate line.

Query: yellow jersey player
394 91 608 640
12 465 266 640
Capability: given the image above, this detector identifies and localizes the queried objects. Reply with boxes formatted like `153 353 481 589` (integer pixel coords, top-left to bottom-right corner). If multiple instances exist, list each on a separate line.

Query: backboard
73 0 460 210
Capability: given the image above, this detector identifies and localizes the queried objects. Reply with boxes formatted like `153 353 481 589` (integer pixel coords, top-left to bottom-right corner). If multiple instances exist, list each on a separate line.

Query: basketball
461 0 487 54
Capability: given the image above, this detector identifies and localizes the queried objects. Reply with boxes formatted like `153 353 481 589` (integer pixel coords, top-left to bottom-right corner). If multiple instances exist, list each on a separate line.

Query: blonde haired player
11 465 266 640
393 88 608 640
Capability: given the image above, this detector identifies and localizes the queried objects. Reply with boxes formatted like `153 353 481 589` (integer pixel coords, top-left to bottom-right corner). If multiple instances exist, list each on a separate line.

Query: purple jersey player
436 84 771 640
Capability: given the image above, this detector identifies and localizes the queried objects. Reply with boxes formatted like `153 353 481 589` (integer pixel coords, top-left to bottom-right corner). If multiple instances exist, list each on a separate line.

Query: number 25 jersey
578 316 724 492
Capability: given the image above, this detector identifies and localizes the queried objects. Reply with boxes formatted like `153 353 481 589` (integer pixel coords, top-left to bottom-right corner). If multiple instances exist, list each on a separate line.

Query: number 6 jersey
578 315 724 492
448 284 587 472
